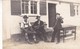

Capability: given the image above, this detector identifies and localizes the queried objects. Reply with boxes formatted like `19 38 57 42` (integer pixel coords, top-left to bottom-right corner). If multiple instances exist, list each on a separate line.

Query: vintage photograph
3 0 80 49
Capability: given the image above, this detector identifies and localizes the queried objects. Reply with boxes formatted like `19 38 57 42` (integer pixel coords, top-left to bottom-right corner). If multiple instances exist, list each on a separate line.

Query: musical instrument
53 17 63 29
33 24 44 30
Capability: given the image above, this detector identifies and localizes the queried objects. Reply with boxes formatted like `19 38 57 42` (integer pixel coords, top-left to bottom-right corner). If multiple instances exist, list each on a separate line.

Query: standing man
32 16 47 42
51 13 63 44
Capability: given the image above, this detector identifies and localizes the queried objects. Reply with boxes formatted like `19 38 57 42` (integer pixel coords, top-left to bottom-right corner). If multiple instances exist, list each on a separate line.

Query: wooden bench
62 25 76 42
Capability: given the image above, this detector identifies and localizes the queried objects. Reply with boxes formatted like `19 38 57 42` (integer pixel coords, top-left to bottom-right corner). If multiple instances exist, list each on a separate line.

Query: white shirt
38 21 40 25
20 21 31 28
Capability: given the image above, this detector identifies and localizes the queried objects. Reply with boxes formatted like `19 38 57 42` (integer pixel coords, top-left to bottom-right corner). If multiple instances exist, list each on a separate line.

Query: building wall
47 0 80 26
3 0 80 40
48 0 80 3
60 0 80 3
2 0 48 40
3 0 11 40
56 2 80 26
3 0 22 40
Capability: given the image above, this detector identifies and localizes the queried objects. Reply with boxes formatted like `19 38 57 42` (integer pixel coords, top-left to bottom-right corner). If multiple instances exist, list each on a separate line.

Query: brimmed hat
36 15 40 19
56 13 60 15
23 15 28 18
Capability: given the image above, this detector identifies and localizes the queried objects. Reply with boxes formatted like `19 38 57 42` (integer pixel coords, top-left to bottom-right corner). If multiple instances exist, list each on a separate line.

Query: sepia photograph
3 0 80 49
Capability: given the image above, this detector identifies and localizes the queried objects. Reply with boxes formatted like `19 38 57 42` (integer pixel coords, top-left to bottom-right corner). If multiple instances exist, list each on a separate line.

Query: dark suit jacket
54 17 63 29
32 20 44 32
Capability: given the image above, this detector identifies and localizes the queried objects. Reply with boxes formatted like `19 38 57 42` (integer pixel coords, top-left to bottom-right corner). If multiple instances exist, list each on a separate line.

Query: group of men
20 13 63 44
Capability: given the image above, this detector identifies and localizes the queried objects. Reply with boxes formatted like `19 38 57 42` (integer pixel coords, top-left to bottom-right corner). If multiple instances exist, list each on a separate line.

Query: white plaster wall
60 0 80 3
48 0 80 3
40 15 49 27
3 0 23 40
56 3 80 26
3 0 11 40
10 16 22 34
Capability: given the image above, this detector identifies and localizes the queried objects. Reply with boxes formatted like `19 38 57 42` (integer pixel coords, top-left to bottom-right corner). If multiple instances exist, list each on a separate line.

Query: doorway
48 3 56 27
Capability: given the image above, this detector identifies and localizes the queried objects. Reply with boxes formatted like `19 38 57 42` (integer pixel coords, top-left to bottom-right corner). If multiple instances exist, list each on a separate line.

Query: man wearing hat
51 13 63 44
20 15 35 44
32 16 47 42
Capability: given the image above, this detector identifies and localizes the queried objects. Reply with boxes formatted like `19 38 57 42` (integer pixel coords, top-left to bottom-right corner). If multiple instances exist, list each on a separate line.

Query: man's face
56 15 60 18
37 17 40 21
24 18 28 21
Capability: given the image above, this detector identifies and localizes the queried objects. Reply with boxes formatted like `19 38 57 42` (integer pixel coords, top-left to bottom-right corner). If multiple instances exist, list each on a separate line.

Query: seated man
32 16 47 42
20 15 36 43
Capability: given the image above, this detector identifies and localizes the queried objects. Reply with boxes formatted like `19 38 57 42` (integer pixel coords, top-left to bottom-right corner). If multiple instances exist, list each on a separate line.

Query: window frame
70 3 79 16
21 0 39 16
21 1 29 14
31 1 37 14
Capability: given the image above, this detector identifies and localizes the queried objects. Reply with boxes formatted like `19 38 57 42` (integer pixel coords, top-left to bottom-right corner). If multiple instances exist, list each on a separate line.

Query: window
11 0 21 15
77 5 79 15
22 0 29 14
11 0 47 15
70 3 75 16
70 3 79 16
21 0 37 14
31 1 37 14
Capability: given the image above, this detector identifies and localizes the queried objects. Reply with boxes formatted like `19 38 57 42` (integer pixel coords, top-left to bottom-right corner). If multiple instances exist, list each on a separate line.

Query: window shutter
70 3 75 16
11 0 21 15
40 1 47 15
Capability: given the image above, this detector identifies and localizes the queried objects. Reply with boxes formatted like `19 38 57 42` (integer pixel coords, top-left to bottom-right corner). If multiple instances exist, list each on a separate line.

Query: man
32 16 47 42
20 15 35 44
51 13 63 44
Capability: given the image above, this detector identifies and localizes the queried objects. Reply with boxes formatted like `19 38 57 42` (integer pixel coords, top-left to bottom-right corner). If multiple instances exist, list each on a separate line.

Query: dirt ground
3 27 80 49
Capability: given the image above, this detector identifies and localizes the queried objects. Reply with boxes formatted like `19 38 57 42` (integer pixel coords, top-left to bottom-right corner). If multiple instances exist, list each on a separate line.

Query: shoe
34 41 39 44
51 40 55 42
28 42 34 44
